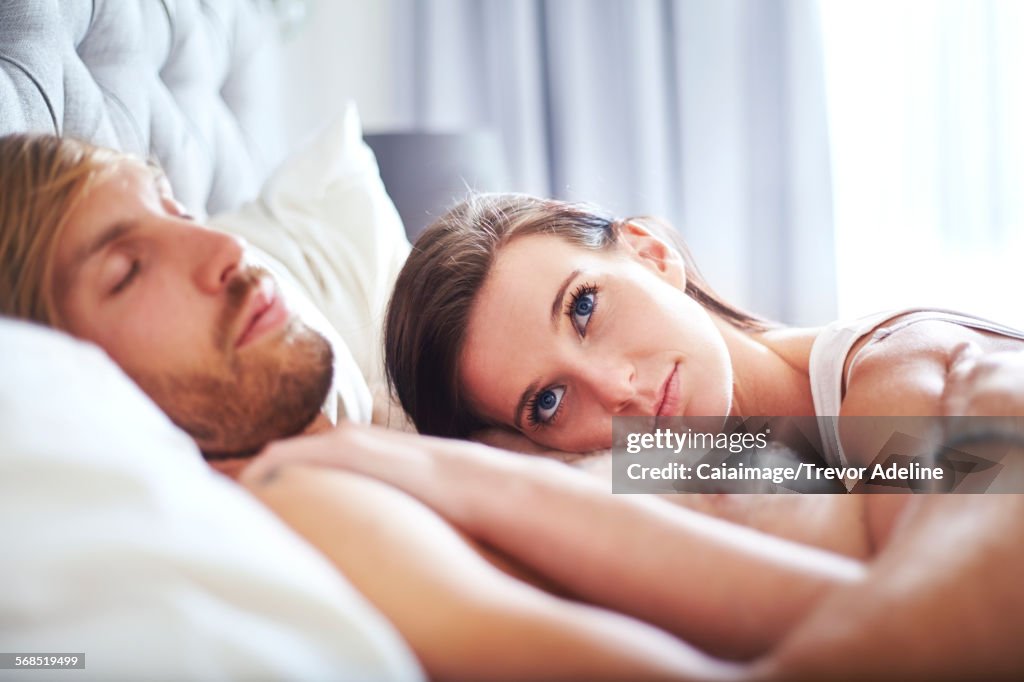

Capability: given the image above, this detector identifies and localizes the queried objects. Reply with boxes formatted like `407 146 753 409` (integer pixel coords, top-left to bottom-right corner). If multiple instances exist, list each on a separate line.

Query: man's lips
235 278 288 349
655 363 681 417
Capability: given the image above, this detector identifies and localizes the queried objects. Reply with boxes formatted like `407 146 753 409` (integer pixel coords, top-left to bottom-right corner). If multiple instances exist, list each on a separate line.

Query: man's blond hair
0 134 135 328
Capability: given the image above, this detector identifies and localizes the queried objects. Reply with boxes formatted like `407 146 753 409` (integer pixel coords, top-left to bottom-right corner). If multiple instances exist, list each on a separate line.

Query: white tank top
808 308 1024 467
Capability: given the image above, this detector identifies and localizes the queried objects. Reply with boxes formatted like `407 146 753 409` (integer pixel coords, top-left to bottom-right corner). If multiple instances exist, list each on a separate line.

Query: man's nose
576 357 637 413
190 226 247 294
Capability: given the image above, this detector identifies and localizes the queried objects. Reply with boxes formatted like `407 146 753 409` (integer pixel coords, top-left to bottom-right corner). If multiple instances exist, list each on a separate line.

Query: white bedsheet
0 317 423 681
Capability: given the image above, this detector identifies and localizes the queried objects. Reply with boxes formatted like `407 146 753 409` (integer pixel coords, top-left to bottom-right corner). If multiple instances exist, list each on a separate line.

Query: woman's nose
190 225 247 294
577 357 637 413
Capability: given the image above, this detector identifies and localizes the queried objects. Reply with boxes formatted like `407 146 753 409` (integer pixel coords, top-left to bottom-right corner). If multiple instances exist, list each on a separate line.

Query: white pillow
0 317 423 682
210 103 411 424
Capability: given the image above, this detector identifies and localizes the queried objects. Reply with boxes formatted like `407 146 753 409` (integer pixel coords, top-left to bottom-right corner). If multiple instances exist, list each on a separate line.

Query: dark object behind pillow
365 131 510 240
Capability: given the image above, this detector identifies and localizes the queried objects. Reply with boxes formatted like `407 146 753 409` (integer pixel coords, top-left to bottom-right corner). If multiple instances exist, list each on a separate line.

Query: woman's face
459 228 735 452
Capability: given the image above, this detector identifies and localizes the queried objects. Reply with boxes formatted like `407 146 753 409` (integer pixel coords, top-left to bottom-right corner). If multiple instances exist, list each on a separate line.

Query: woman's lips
655 363 681 417
235 280 289 349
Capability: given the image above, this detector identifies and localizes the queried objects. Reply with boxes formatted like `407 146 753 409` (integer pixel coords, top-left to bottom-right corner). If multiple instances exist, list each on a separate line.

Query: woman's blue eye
567 285 598 336
530 386 565 425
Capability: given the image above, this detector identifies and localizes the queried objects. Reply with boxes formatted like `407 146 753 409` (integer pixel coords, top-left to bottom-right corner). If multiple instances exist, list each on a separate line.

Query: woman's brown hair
384 193 773 438
0 133 128 328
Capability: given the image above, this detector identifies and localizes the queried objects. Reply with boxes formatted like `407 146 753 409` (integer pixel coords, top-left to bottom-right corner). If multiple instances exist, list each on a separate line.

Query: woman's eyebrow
550 269 582 323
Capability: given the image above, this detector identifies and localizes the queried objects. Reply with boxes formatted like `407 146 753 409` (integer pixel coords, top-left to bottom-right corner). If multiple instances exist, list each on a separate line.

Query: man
1 134 335 459
2 133 1022 680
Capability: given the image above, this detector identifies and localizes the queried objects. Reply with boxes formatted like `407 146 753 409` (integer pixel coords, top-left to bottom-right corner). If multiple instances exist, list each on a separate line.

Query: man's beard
135 267 335 459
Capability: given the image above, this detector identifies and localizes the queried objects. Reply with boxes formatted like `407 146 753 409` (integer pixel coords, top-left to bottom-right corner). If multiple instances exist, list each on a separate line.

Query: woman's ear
617 221 686 289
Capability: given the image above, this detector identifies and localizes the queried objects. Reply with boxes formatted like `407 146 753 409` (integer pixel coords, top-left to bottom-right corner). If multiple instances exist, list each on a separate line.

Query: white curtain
820 0 1024 327
389 0 837 325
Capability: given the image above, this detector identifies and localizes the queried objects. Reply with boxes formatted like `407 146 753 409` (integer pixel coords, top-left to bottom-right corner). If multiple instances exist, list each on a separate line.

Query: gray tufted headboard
0 0 286 216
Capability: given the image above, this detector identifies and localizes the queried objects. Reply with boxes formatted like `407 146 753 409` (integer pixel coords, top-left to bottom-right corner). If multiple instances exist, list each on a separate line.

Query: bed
6 4 1024 681
0 1 421 679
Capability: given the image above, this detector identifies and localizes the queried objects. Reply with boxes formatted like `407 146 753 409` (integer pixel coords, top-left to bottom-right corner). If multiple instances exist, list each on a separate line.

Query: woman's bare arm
239 463 735 682
246 427 864 660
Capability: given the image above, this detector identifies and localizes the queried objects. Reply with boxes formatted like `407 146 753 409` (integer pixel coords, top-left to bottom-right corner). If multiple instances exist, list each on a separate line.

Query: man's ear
617 221 686 289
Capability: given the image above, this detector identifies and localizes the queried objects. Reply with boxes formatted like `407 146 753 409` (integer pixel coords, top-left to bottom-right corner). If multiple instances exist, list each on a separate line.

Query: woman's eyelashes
526 385 565 427
565 282 598 337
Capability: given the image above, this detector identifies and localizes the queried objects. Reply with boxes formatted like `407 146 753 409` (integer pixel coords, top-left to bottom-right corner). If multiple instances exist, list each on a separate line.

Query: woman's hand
242 422 447 489
241 421 538 527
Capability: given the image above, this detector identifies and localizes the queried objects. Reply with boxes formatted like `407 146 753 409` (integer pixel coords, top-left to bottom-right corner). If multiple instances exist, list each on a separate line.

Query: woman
385 193 1024 451
382 193 1024 553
